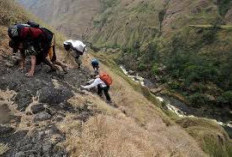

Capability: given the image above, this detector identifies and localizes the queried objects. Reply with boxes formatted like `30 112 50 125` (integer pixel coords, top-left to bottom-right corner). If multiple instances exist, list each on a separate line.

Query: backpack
100 72 112 86
91 59 99 67
40 27 54 46
8 24 30 40
8 25 18 39
27 21 40 28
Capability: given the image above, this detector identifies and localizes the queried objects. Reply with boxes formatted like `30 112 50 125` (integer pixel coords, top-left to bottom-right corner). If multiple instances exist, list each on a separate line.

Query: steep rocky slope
2 0 232 156
0 27 207 156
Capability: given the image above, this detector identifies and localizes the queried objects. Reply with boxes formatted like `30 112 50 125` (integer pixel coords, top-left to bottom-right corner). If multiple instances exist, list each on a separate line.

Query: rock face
39 86 73 105
8 125 67 157
34 112 51 122
0 52 91 156
31 103 45 114
0 125 14 134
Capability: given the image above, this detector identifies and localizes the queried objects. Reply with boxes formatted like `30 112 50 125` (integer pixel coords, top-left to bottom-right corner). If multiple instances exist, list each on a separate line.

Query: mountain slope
3 0 232 156
17 0 100 38
0 0 206 156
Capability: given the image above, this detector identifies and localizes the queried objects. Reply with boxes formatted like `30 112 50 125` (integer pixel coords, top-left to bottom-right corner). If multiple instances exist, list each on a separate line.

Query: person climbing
81 72 112 103
8 21 67 77
91 58 99 75
63 40 86 69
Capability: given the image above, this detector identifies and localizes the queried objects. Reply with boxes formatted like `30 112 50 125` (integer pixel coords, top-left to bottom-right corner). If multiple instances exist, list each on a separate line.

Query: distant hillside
17 0 100 38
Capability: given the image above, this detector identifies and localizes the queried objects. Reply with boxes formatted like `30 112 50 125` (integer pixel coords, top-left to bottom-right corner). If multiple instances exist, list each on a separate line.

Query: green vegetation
99 0 118 12
216 0 232 16
119 23 232 112
177 118 232 156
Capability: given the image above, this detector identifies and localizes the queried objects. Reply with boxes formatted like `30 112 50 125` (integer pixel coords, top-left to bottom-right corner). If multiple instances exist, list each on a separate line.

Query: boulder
31 104 45 114
15 151 25 157
39 86 73 105
150 87 163 94
34 112 51 122
0 125 14 135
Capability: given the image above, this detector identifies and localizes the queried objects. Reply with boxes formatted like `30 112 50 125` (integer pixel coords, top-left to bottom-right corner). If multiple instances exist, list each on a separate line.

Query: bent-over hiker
81 72 112 103
63 40 86 69
8 21 67 77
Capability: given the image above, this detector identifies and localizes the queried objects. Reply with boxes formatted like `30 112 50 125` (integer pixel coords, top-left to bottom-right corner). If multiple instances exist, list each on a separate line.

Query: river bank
119 65 232 137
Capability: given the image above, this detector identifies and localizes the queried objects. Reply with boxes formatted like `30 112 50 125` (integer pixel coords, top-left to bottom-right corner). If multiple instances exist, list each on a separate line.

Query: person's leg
75 55 82 68
44 56 57 72
103 86 111 102
97 85 103 97
24 45 39 76
26 55 36 77
44 46 57 72
19 50 26 70
53 61 68 73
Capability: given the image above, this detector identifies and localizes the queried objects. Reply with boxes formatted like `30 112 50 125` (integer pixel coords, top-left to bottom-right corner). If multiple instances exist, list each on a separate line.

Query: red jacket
20 27 44 40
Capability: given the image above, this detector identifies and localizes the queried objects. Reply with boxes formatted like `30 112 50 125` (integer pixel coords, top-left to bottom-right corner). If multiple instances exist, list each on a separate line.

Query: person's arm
81 78 100 89
26 55 36 77
87 79 95 84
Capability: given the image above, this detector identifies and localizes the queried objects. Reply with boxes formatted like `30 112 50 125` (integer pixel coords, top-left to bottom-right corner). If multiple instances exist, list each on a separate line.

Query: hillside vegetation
87 0 232 122
17 0 100 38
2 0 232 156
17 0 232 117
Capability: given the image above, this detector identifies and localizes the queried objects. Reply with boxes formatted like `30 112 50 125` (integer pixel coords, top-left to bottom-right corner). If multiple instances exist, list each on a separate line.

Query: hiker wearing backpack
8 22 67 76
63 40 86 69
81 72 112 103
91 58 99 74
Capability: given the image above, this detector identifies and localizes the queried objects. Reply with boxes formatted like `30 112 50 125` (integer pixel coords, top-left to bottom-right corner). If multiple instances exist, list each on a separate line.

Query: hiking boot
63 67 68 74
47 65 58 73
106 100 112 104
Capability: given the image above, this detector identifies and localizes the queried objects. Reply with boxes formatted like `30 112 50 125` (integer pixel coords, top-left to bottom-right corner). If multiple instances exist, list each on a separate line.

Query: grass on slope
0 143 9 156
177 118 232 157
90 51 232 156
0 0 29 26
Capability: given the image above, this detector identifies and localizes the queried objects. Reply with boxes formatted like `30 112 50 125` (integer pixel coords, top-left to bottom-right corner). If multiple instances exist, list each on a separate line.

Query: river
119 65 232 136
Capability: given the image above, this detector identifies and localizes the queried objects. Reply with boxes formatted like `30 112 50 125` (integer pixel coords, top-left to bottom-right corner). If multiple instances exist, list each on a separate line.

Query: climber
8 22 67 77
81 72 112 103
63 40 86 69
91 58 99 75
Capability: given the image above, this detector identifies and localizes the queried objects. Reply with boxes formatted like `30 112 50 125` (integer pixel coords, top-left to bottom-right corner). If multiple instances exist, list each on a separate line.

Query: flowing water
119 65 232 135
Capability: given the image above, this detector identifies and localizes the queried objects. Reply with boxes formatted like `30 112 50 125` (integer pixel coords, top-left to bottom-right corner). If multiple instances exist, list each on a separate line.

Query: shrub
188 93 209 108
217 0 232 16
138 63 146 71
151 64 159 75
218 91 232 107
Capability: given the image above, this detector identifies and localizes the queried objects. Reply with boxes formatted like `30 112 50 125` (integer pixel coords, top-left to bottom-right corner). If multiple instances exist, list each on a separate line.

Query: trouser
93 66 99 75
97 85 111 102
75 55 82 68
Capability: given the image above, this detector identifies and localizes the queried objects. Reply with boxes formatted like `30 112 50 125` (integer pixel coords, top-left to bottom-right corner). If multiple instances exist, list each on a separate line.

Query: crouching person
63 40 86 69
81 72 112 103
8 22 67 77
91 58 99 75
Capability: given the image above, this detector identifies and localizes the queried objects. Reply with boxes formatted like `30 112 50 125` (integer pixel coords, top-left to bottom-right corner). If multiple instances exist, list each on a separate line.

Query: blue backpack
91 59 99 67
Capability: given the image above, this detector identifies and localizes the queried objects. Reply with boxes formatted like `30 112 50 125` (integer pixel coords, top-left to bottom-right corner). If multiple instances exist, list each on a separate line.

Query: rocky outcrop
0 51 92 156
